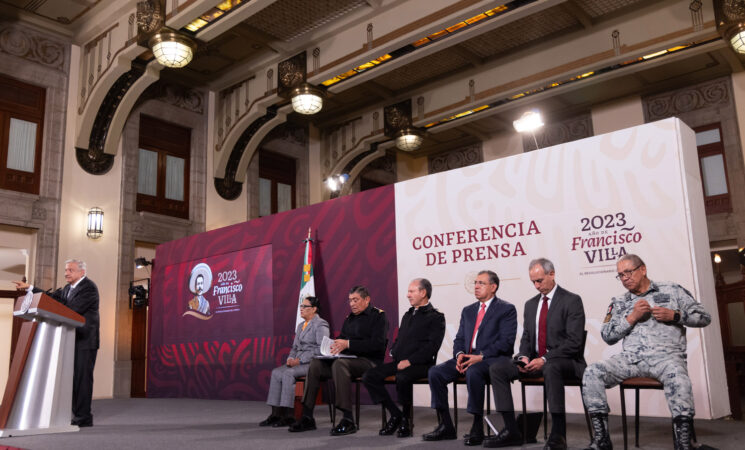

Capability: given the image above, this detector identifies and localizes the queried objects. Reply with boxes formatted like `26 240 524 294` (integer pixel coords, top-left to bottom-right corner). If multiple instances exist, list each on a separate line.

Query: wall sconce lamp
278 52 325 115
715 1 745 54
513 109 544 149
713 253 724 286
86 207 103 239
385 99 424 151
325 173 349 192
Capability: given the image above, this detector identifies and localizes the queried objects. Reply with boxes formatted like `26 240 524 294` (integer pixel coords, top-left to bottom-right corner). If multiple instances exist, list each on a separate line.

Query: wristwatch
673 310 681 323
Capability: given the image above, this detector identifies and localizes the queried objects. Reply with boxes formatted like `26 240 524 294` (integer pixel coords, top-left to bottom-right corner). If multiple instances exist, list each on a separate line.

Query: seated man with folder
289 285 388 436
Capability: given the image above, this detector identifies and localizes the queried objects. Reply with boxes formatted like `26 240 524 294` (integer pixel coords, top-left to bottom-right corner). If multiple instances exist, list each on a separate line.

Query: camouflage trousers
582 352 694 417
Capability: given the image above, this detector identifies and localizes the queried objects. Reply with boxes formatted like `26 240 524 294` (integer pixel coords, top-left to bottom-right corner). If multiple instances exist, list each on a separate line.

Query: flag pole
296 227 316 328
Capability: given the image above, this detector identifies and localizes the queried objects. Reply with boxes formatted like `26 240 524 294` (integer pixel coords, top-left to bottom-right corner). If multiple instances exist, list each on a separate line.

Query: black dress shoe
259 414 281 427
544 434 567 450
330 417 357 436
272 416 295 427
422 422 457 441
288 415 316 432
379 415 402 435
397 417 412 437
464 431 484 446
71 418 93 427
483 428 523 448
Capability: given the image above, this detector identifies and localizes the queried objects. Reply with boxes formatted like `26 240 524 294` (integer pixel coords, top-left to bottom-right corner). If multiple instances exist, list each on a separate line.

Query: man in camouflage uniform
581 254 711 450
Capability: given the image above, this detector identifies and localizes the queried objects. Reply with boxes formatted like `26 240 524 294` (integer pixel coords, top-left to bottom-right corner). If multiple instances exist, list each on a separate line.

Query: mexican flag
296 228 315 328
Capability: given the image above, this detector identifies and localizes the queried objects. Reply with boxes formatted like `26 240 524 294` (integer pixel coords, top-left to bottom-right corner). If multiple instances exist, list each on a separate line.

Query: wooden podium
0 291 85 437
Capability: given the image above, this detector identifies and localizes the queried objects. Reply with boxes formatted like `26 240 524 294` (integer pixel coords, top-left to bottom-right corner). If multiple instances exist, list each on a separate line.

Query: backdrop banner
394 118 726 418
147 118 726 418
148 187 398 400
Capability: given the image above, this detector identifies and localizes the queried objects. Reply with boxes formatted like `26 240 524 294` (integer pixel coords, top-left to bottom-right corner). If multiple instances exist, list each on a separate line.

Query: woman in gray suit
260 296 329 427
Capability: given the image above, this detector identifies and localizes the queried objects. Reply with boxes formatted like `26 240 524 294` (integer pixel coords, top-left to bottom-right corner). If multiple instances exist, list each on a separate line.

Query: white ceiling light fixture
291 83 324 115
149 28 196 68
395 128 424 151
730 29 745 53
714 1 745 54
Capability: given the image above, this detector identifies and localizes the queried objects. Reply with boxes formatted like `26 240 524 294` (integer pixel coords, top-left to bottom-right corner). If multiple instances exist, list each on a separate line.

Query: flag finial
307 228 311 239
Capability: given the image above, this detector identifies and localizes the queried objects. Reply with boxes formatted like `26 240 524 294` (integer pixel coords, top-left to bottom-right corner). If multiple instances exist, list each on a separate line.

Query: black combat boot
672 415 694 450
583 413 612 450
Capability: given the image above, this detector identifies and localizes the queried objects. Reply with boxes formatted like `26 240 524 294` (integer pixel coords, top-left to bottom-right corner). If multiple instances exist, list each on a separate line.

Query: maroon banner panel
147 185 398 400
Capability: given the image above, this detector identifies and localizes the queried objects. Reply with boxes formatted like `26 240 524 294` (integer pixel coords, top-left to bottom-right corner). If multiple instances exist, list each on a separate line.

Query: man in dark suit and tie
484 258 585 449
15 258 100 427
423 270 517 446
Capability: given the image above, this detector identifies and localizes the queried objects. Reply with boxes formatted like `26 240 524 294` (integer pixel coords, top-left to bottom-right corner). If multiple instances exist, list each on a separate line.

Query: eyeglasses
299 304 314 309
615 265 641 280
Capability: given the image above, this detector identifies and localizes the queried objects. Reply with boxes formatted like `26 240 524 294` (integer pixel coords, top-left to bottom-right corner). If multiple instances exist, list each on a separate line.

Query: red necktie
469 303 487 353
538 296 548 357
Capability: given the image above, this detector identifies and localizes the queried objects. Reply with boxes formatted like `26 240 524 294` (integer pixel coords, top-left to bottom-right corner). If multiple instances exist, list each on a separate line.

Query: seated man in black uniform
362 278 445 437
289 285 388 435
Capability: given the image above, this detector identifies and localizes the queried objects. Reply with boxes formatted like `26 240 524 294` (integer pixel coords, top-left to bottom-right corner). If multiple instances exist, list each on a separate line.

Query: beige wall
59 44 122 399
308 125 323 205
0 224 37 394
205 91 248 231
0 224 36 287
732 72 745 189
0 297 12 394
483 130 523 160
396 151 427 182
591 96 645 135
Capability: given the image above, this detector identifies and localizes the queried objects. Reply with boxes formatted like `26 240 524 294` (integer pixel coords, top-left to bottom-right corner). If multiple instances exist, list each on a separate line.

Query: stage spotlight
135 257 152 269
325 173 349 192
513 110 544 133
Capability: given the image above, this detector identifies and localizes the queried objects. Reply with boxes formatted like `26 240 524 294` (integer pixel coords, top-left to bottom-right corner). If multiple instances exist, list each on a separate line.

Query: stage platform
0 398 740 449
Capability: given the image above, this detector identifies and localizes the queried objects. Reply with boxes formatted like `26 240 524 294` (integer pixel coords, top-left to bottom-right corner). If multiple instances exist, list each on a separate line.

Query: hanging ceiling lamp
149 28 196 68
715 0 745 53
395 128 424 151
291 83 324 115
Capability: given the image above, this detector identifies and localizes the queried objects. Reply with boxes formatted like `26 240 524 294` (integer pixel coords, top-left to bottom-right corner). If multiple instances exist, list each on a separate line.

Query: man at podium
14 258 100 427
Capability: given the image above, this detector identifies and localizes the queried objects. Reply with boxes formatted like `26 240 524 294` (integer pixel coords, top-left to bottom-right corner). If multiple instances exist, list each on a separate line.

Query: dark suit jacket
36 277 100 350
338 304 388 365
453 296 517 359
390 302 445 365
517 285 585 363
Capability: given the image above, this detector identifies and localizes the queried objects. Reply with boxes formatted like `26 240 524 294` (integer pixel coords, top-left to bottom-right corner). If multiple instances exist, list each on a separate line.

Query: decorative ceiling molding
428 143 483 175
643 77 730 122
215 106 278 200
142 81 205 114
0 23 67 72
277 51 306 97
76 63 146 175
384 99 412 137
522 113 593 152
